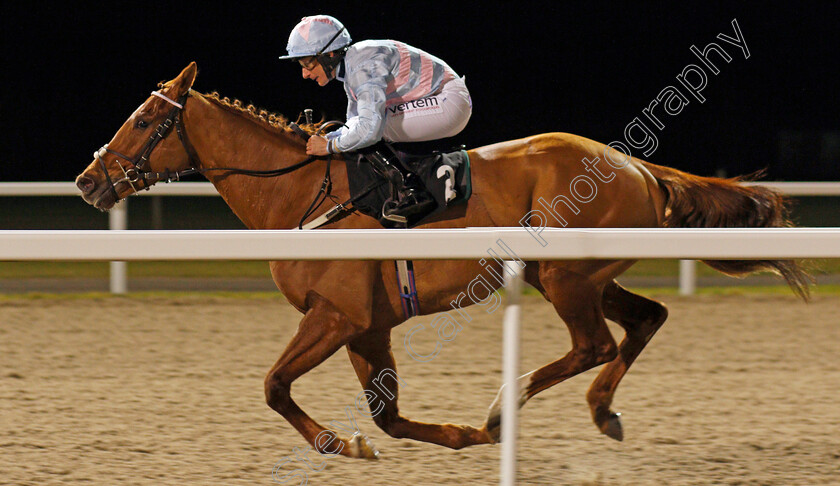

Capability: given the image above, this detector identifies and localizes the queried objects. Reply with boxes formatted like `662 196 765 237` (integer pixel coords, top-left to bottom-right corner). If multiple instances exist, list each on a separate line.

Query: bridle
92 88 349 228
94 90 200 203
93 89 328 200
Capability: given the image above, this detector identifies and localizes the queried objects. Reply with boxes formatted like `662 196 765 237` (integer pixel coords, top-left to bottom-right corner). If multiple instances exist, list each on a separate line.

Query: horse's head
76 62 198 211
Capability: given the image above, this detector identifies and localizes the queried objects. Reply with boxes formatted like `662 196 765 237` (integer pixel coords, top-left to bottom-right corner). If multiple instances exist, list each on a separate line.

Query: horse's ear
164 62 198 97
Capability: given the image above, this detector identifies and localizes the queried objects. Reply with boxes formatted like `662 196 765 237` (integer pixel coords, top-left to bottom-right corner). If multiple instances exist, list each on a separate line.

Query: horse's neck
182 95 322 229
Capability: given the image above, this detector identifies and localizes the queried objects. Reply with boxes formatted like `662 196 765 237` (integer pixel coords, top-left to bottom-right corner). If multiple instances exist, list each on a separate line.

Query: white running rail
1 181 838 294
1 226 840 486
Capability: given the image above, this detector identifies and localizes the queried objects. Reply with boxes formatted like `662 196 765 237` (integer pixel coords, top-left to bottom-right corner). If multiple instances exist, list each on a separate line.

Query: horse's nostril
76 176 95 195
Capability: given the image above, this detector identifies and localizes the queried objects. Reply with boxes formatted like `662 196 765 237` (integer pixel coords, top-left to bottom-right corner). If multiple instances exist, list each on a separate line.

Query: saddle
345 142 472 228
292 118 474 318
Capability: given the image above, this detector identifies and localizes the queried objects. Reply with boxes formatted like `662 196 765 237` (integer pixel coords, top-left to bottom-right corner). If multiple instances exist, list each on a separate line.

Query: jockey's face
299 57 331 86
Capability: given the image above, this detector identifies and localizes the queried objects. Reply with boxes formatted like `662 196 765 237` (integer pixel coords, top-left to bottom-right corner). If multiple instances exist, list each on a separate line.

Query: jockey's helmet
280 15 352 76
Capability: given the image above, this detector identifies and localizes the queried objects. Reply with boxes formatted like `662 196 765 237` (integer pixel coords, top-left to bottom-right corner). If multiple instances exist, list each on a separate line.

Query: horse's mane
158 79 319 138
201 91 321 138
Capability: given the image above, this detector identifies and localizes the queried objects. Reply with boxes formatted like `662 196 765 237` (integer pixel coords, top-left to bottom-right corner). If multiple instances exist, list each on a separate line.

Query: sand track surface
1 293 838 485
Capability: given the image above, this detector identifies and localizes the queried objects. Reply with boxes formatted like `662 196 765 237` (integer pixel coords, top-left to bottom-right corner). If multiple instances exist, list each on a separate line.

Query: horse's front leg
346 330 495 449
264 291 376 459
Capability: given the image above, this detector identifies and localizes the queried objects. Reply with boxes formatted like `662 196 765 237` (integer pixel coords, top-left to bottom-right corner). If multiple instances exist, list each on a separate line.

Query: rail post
679 259 697 295
108 200 128 294
501 260 524 485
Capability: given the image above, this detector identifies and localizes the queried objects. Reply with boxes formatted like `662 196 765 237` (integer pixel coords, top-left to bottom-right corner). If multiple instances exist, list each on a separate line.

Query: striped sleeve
332 59 390 152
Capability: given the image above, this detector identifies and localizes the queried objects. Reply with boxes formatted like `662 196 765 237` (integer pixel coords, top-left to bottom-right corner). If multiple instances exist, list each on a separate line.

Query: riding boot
385 179 436 220
359 143 437 222
360 148 406 190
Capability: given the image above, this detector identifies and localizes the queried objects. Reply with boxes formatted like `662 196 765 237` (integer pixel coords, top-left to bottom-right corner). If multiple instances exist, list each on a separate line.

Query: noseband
94 90 200 203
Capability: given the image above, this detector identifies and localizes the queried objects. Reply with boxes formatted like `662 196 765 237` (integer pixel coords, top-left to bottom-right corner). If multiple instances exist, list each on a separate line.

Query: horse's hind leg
345 330 494 449
485 263 619 440
586 280 668 441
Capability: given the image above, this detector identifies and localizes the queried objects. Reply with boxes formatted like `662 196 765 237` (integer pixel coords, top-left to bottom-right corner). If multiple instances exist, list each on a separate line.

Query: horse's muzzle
76 174 95 196
76 171 117 211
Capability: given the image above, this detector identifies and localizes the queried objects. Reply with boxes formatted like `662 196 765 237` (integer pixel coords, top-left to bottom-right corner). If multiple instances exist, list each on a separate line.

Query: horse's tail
642 161 811 300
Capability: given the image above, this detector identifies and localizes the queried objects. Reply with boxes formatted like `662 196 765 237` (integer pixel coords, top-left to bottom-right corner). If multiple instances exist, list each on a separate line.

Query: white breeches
382 77 472 142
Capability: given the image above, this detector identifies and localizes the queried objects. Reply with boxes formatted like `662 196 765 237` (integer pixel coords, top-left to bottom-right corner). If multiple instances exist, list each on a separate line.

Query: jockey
280 15 472 220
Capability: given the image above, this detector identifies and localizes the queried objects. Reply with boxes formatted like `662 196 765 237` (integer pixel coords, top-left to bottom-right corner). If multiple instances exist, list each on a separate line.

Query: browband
151 91 184 109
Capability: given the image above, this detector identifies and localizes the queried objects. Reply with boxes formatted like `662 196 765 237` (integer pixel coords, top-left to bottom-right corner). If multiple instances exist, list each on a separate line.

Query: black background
2 1 838 182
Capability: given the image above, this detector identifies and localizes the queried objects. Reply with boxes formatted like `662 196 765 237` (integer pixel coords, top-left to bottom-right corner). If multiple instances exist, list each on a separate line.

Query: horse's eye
136 120 149 129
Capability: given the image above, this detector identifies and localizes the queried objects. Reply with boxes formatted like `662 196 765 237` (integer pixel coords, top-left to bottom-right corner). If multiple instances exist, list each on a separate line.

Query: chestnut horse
76 63 807 458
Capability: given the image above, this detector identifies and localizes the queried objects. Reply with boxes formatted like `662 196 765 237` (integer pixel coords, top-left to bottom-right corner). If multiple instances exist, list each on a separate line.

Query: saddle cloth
344 149 472 228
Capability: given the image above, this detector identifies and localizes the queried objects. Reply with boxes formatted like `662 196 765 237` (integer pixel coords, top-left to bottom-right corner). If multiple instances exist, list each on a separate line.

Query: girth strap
395 260 420 318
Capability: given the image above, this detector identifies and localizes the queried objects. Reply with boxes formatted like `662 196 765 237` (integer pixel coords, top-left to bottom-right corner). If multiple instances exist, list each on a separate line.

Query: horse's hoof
602 412 623 441
484 374 532 444
349 432 380 460
483 414 501 444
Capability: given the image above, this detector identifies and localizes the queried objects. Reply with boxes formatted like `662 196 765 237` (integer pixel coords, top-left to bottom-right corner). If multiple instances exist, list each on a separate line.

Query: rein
95 89 332 227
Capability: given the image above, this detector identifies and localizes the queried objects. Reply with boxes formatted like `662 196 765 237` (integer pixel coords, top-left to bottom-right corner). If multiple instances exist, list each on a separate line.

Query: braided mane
204 91 324 137
158 82 320 137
